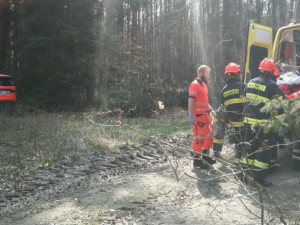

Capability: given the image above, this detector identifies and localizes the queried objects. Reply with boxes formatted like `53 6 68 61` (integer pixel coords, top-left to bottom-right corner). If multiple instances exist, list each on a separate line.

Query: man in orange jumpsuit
188 65 215 169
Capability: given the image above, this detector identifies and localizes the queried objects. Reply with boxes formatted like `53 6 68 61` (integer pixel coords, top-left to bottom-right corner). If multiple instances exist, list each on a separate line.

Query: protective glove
211 109 216 117
208 110 217 122
189 115 195 125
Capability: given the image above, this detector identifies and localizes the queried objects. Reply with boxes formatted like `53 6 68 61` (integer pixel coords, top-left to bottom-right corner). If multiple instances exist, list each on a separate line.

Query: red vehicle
0 74 16 103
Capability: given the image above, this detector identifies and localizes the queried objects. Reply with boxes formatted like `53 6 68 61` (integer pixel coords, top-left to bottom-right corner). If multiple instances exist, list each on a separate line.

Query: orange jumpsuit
189 79 214 153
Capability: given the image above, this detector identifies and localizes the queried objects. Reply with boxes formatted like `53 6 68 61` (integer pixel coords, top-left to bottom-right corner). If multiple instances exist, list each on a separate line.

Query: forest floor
1 134 300 225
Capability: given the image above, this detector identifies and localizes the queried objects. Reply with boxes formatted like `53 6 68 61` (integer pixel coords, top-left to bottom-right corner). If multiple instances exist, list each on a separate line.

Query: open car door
243 22 273 83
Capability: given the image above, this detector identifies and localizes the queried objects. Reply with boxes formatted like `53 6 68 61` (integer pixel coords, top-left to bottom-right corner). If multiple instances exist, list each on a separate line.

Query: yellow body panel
244 22 300 83
243 22 273 83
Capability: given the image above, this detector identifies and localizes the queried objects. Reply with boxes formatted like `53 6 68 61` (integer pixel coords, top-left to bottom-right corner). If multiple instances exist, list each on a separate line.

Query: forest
2 1 300 224
0 0 300 113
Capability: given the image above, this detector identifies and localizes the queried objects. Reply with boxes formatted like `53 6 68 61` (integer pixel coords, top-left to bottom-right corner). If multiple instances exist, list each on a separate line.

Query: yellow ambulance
243 21 300 83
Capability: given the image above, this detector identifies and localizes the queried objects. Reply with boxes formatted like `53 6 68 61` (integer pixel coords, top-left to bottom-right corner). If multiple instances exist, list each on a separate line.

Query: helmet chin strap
271 75 277 82
261 70 267 77
226 73 240 81
261 70 273 78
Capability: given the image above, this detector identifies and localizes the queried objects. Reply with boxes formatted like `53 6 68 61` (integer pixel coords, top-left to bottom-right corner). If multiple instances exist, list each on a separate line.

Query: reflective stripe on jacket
243 75 285 126
220 78 246 127
189 79 211 115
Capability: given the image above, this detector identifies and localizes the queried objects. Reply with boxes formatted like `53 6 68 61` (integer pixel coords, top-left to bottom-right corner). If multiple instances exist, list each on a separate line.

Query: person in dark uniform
213 62 246 164
241 58 285 187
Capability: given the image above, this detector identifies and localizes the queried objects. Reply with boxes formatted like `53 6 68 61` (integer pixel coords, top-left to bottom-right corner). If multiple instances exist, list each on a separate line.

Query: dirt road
1 136 300 225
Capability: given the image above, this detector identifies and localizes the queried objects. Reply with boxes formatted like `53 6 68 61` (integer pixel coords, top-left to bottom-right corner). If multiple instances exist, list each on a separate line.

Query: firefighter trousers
213 119 225 152
241 124 277 182
192 113 214 153
213 119 242 162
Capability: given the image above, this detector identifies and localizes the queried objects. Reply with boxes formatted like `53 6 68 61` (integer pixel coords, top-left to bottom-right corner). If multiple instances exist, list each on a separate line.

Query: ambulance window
249 45 268 79
296 43 300 72
294 30 300 42
280 41 293 61
294 31 300 72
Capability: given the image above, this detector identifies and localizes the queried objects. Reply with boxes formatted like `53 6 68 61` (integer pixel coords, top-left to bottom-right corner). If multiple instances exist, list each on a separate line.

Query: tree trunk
0 0 10 73
255 0 262 23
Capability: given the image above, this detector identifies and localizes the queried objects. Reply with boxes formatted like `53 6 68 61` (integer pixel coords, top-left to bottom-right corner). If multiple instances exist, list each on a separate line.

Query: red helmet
273 68 280 77
224 62 240 74
258 58 277 72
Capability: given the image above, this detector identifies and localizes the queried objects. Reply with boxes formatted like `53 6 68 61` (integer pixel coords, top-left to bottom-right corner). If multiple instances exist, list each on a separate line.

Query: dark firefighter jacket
220 78 246 127
243 75 285 127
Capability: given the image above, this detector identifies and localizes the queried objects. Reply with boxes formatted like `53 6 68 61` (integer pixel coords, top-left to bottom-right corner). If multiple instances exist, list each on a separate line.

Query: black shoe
193 152 201 167
205 157 216 165
193 159 209 169
193 159 201 168
200 161 209 169
202 150 216 165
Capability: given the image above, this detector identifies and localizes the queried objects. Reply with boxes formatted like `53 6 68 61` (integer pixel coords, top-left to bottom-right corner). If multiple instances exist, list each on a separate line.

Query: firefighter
188 65 215 169
213 62 246 164
241 58 285 187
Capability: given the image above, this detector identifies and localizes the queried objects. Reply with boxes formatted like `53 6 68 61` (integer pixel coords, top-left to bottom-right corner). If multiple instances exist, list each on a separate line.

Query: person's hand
208 110 217 122
211 109 216 117
189 115 195 125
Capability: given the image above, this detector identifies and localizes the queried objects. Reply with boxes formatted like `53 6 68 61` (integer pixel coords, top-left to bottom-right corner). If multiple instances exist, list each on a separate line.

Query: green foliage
16 0 97 109
3 0 296 114
96 93 117 110
261 98 300 140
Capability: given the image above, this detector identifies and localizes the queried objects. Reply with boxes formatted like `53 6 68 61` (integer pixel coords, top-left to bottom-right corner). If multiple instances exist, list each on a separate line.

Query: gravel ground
1 136 300 225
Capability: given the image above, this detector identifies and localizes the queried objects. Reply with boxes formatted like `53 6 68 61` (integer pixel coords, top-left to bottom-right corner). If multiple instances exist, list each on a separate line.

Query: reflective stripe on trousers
192 114 214 153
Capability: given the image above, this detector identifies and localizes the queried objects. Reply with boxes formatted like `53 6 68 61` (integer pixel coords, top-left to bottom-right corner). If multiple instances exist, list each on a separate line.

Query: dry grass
0 107 190 175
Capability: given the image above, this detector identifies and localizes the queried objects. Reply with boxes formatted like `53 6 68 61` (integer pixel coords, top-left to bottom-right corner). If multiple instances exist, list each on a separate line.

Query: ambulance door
243 22 273 83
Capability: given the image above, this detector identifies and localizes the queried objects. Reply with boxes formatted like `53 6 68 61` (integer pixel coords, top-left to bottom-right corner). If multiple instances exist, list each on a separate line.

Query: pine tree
261 98 300 141
18 0 97 108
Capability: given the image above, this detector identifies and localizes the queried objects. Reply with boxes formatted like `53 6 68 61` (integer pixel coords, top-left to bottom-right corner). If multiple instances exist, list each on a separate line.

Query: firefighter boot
270 148 278 166
213 149 221 158
202 149 216 165
235 164 250 184
213 143 222 157
252 168 272 187
269 147 278 173
255 178 273 187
